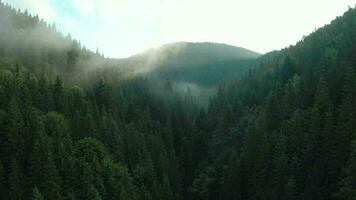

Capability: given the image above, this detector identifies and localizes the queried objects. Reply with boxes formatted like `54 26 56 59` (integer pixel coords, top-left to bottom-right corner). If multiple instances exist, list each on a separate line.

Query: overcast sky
3 0 355 58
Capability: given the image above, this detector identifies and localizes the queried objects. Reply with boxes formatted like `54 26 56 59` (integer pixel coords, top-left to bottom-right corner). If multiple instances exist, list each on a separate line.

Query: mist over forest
1 1 356 200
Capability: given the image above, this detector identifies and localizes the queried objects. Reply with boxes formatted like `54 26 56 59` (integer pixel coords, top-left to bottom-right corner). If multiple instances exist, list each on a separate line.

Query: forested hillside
115 42 260 106
0 2 199 199
193 6 356 200
0 1 356 200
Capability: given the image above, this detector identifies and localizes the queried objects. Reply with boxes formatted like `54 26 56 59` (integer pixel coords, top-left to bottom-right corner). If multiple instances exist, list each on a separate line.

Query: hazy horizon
3 0 355 58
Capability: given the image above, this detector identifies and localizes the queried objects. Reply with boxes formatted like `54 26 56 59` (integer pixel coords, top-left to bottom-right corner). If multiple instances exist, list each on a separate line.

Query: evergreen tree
30 127 62 200
335 132 356 199
284 176 297 200
8 158 25 200
32 186 44 200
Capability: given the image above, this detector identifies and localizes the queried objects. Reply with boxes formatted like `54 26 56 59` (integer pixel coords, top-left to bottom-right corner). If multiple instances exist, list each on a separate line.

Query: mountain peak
133 41 261 61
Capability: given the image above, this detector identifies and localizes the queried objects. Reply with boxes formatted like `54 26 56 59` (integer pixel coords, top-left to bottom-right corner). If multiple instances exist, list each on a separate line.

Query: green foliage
335 132 356 200
0 2 356 200
32 186 44 200
191 7 356 200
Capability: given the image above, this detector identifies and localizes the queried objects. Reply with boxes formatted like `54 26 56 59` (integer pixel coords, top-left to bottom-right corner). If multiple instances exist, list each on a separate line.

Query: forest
1 1 356 200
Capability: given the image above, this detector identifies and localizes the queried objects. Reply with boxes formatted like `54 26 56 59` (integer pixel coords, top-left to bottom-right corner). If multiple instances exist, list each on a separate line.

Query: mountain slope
2 1 356 200
0 3 198 200
0 4 260 101
119 42 260 80
128 42 260 67
115 42 261 105
147 42 260 84
191 6 356 200
0 2 109 83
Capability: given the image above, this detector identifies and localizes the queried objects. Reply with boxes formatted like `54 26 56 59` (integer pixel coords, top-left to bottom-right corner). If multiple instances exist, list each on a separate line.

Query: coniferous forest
1 2 356 200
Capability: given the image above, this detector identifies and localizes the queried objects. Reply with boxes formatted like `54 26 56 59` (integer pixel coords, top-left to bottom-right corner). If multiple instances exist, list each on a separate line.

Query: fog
0 2 112 87
0 3 233 107
116 42 187 76
173 81 217 106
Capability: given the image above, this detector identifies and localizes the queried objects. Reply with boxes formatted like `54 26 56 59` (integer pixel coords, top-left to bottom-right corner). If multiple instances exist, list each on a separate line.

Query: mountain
126 42 260 67
192 6 356 200
0 2 259 105
1 3 260 198
0 3 195 200
1 0 261 108
120 42 260 83
116 42 261 105
1 1 356 200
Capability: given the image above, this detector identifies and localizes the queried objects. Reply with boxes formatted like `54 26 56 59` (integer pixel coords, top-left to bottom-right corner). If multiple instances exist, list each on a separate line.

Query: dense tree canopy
0 1 356 200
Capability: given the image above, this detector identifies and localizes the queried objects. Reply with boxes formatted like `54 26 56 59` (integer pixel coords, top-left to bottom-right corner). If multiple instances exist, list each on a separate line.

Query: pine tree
53 76 64 112
284 176 297 200
160 174 174 200
32 186 44 200
5 97 25 162
8 158 25 200
241 114 271 199
335 132 356 199
88 185 102 200
267 133 289 199
0 160 5 198
30 128 62 200
304 77 332 200
335 65 356 171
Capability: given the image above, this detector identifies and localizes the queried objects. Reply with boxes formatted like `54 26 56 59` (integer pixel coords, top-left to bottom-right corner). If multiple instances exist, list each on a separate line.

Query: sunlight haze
3 0 355 58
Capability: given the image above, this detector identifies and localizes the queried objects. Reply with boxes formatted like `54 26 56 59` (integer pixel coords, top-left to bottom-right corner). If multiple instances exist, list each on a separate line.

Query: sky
3 0 355 58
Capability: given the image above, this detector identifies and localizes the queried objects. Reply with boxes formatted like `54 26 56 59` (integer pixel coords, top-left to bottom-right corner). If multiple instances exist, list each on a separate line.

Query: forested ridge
116 42 261 106
0 1 356 200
